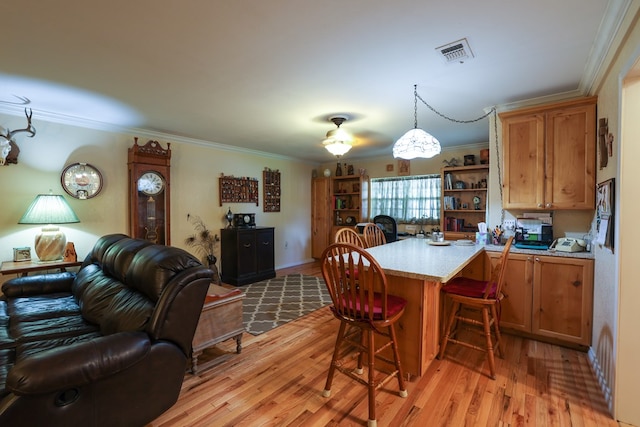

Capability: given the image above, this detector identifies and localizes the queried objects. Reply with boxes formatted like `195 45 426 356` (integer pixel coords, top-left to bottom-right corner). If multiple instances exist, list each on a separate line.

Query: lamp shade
18 194 79 262
392 128 441 160
19 194 80 224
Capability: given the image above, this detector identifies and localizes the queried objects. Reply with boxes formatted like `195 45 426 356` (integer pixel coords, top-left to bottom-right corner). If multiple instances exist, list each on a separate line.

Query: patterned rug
242 274 332 335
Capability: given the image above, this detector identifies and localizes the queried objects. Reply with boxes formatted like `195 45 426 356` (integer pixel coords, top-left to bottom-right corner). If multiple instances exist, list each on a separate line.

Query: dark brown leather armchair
0 234 213 426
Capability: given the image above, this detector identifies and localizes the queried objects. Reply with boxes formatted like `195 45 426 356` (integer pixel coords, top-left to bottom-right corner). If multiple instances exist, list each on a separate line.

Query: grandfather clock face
128 139 171 245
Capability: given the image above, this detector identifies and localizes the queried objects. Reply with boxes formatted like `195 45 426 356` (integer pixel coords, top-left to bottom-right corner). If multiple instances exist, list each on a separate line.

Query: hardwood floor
150 261 616 427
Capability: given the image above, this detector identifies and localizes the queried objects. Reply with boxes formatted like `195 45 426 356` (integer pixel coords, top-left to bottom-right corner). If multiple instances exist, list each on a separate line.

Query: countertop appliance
514 218 553 250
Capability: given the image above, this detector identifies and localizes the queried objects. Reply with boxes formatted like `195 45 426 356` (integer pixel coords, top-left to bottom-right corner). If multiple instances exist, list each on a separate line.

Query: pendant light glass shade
393 128 441 159
323 116 353 157
393 84 441 159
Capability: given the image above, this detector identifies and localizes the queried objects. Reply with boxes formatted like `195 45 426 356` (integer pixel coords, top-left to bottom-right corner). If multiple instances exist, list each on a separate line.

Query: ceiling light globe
324 141 352 157
392 128 441 159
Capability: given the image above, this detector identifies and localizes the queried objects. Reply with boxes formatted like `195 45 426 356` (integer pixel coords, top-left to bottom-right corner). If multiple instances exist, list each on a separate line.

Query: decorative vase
225 208 233 229
323 168 331 177
335 162 342 176
347 164 354 175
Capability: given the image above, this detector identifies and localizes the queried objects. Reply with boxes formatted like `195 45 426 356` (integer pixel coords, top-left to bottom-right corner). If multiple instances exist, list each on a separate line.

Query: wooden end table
191 283 245 374
0 260 83 277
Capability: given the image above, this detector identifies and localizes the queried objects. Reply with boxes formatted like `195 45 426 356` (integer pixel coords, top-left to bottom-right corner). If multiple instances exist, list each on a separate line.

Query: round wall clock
137 171 165 195
61 162 103 199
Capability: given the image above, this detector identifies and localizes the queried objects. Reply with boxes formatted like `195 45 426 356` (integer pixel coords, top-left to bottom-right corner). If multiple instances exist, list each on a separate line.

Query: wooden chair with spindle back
334 227 365 248
362 223 386 248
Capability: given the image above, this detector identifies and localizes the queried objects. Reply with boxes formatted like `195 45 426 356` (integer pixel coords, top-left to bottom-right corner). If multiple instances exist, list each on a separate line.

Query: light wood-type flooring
149 261 617 427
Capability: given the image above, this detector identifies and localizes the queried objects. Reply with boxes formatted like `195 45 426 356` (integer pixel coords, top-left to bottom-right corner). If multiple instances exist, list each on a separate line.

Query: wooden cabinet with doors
311 177 332 258
220 227 275 286
499 96 596 210
487 251 593 347
441 165 489 240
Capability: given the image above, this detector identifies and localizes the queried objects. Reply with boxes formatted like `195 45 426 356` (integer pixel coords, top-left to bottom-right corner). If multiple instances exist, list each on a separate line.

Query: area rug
242 274 332 336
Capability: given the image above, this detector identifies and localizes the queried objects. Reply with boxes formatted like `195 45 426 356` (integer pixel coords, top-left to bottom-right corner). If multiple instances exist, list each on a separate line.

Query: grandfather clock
128 138 171 245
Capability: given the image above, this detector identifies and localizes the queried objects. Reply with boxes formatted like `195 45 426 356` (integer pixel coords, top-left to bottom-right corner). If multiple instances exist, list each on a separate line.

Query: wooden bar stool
438 236 514 379
320 242 407 427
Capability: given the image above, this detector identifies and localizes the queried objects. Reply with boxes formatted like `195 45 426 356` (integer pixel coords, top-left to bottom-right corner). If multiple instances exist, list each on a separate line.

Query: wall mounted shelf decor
219 175 259 206
263 168 280 212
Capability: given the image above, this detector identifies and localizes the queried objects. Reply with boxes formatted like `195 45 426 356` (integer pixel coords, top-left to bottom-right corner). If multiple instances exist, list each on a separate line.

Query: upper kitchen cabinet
499 97 597 210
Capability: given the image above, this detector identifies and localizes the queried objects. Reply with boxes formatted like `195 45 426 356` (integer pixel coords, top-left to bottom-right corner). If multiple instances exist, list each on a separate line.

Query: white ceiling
0 0 630 163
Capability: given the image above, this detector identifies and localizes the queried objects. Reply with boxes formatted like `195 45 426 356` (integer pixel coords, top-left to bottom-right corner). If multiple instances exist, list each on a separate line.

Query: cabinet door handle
262 241 270 246
534 257 541 262
537 203 543 208
572 280 582 287
243 243 252 248
545 203 552 208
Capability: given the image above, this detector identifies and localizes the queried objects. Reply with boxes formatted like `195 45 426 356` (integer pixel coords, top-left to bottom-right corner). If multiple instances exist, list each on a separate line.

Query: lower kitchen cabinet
487 252 593 347
221 227 275 286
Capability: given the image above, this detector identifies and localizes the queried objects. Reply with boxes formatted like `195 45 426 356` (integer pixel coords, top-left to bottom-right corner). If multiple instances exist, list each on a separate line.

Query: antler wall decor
0 108 36 165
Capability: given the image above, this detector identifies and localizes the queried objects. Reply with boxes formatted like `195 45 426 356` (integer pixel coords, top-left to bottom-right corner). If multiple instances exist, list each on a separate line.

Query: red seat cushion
442 277 497 299
345 268 359 279
338 292 406 320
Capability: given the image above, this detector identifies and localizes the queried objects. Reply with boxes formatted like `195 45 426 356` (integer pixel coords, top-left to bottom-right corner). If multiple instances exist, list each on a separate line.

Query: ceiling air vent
436 38 474 64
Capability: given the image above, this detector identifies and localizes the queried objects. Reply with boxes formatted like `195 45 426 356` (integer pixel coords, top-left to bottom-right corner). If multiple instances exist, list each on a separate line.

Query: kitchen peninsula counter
365 238 487 378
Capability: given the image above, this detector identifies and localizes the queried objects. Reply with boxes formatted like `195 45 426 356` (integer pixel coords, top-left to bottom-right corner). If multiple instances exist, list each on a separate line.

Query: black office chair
373 215 398 243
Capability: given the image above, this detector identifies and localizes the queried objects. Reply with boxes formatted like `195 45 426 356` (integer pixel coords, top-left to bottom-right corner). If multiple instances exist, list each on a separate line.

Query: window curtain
370 174 441 224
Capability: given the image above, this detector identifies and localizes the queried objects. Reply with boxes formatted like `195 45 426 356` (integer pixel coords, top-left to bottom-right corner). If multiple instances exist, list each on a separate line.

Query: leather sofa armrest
7 332 150 395
1 272 76 297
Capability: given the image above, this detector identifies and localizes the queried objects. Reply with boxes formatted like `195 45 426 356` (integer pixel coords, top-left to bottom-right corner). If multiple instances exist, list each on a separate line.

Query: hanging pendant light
323 116 353 157
393 84 441 159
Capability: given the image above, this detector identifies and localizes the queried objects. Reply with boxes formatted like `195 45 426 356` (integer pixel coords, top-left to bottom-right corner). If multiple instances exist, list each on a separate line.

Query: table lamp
18 193 80 262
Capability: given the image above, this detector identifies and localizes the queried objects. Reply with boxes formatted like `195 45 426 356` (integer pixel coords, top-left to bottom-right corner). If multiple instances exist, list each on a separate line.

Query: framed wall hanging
219 174 259 206
263 168 280 212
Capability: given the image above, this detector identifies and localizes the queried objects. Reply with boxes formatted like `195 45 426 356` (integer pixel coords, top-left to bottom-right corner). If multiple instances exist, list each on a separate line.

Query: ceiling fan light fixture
393 84 442 159
323 116 353 157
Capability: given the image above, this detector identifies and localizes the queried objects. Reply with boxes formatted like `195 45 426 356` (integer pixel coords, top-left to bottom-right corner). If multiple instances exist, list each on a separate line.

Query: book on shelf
443 196 458 210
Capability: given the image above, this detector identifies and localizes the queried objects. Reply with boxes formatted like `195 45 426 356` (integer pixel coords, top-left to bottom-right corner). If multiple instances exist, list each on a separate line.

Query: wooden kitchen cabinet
533 255 593 346
499 96 596 210
220 227 275 286
487 251 593 346
311 177 332 259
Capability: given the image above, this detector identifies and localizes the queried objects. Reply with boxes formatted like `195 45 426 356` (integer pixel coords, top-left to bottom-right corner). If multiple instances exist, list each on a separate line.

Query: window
370 174 441 224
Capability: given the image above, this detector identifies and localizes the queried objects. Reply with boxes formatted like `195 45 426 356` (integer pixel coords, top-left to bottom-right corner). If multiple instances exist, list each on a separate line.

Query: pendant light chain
413 85 419 129
415 91 495 124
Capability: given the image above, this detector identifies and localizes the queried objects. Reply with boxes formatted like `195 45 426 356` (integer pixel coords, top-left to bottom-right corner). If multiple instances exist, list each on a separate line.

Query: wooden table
365 239 487 378
0 259 83 277
191 283 245 374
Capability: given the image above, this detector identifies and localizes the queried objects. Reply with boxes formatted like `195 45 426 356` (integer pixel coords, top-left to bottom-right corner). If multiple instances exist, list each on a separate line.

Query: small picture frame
13 247 31 262
398 159 410 176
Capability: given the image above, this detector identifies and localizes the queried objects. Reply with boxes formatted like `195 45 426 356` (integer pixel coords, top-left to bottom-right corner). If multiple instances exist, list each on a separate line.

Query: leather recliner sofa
0 233 213 426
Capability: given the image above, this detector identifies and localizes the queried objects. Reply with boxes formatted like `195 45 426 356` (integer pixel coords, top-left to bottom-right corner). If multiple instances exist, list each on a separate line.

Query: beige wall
591 4 640 424
318 144 488 179
0 115 316 284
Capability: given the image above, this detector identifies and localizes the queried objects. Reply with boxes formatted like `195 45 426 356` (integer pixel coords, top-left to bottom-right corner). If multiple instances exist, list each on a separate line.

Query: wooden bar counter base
191 283 245 375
